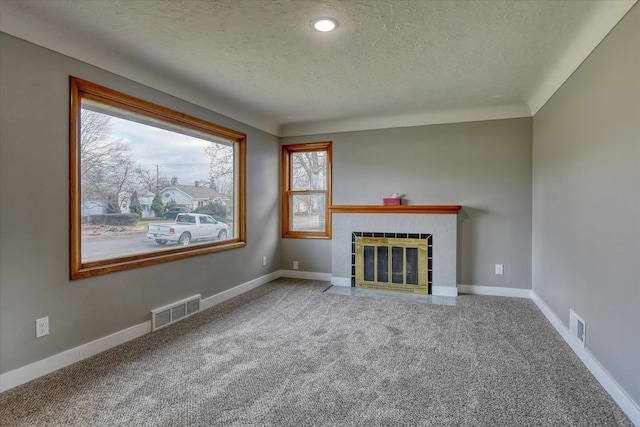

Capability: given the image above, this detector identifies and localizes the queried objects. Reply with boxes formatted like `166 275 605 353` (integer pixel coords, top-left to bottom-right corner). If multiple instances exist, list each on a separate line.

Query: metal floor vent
151 295 201 331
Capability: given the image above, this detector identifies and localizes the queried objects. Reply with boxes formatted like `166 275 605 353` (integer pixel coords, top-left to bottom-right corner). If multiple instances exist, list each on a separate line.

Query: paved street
82 234 166 261
82 233 227 262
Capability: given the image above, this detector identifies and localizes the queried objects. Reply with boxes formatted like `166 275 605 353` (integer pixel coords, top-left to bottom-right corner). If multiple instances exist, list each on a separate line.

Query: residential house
81 190 156 218
130 190 156 219
160 183 228 211
0 1 638 423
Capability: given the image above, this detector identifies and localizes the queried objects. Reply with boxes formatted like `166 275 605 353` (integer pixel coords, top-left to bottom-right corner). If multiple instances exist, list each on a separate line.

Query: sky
110 114 218 188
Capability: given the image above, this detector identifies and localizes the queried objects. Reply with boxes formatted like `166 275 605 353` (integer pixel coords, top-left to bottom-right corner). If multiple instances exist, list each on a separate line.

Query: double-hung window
282 142 332 239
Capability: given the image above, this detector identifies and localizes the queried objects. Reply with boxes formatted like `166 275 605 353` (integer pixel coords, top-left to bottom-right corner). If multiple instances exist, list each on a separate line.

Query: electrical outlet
570 309 586 346
262 256 267 266
36 317 49 338
495 264 504 275
293 261 299 270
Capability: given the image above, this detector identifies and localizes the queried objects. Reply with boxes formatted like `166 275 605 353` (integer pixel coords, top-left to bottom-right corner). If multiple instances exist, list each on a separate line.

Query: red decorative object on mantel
383 198 401 205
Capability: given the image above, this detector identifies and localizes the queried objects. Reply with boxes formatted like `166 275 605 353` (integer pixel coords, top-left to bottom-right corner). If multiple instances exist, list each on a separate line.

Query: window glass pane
80 100 236 263
291 151 327 191
291 193 326 232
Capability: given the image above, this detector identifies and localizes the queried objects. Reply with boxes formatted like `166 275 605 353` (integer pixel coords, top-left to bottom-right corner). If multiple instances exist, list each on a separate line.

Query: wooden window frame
281 142 332 239
70 77 246 279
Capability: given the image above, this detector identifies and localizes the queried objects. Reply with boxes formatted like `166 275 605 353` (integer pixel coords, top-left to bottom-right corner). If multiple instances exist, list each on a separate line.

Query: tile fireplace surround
329 205 461 297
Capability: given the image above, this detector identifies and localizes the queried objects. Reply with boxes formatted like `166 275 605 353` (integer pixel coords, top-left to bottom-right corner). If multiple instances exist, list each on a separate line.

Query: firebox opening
352 232 432 294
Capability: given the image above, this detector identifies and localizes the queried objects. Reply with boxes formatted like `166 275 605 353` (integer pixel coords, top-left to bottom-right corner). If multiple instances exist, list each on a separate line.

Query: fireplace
352 232 432 294
330 205 461 297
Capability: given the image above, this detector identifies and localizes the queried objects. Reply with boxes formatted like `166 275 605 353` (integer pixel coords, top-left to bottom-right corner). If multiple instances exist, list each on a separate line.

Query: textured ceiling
0 0 636 136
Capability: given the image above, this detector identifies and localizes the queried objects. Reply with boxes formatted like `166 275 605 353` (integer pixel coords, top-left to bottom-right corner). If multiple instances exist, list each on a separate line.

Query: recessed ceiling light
312 17 338 32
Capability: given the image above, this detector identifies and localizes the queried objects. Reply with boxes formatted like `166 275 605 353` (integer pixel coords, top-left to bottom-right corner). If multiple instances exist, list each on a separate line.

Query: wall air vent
151 295 201 331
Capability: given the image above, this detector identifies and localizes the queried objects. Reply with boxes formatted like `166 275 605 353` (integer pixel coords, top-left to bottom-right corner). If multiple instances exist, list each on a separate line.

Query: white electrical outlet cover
569 309 586 347
36 317 49 338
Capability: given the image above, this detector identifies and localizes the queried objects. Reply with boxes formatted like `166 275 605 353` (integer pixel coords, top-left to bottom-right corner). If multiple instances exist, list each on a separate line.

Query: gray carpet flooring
0 278 632 426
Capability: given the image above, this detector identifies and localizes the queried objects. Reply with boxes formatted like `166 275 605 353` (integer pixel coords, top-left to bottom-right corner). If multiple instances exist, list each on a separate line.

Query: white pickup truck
147 213 229 246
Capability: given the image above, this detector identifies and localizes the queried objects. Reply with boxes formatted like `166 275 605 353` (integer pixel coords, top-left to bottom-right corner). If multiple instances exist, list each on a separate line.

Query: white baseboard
280 270 332 281
201 271 281 310
0 321 150 393
0 271 281 393
531 292 640 426
331 276 351 287
458 284 532 298
432 286 458 297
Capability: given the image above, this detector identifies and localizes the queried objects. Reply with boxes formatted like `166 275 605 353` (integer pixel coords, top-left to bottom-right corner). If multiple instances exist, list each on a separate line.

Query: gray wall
0 34 281 374
282 118 533 289
532 5 639 405
281 239 332 274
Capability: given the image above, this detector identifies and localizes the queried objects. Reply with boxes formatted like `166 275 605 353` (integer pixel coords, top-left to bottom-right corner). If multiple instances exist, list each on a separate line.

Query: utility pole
155 164 160 193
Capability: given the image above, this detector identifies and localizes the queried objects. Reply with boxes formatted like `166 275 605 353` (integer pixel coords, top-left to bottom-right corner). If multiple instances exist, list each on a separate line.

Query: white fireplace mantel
329 205 461 297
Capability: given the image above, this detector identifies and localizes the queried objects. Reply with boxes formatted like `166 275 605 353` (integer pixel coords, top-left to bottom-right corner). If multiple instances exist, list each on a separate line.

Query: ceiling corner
528 0 637 116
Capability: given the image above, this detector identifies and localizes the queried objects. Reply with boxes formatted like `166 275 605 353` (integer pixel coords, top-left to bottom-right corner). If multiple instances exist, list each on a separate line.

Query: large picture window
282 142 332 239
70 77 246 279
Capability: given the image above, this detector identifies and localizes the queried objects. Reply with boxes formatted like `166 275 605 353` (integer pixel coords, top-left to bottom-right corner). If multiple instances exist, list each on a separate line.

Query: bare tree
80 109 142 213
292 151 326 191
136 167 171 194
80 109 115 190
205 142 234 194
291 151 327 224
